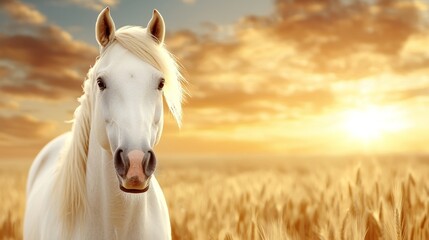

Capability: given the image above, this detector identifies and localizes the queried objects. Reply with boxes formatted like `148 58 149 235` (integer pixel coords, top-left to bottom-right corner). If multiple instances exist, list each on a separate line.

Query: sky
1 0 429 160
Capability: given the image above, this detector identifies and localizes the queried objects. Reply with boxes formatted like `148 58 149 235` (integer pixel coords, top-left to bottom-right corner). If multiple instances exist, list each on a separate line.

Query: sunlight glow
343 106 407 142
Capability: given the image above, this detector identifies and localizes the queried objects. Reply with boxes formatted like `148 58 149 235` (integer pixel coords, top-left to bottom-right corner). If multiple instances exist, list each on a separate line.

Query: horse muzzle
113 148 157 193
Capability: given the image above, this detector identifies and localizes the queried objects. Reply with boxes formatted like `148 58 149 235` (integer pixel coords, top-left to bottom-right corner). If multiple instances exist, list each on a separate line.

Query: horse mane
55 25 184 232
55 76 92 232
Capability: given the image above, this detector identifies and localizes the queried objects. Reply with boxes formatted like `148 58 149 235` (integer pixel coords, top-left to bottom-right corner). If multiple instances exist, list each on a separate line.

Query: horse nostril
114 148 127 178
143 150 157 177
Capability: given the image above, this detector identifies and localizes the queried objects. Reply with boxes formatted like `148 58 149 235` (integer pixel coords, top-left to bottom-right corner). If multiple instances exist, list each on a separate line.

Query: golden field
1 156 428 240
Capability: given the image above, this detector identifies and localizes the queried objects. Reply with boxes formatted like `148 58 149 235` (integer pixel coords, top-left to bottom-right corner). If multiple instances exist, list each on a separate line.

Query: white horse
24 7 183 239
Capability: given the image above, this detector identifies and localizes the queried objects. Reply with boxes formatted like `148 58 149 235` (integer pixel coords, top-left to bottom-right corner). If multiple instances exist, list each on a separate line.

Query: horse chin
116 174 151 194
119 184 150 193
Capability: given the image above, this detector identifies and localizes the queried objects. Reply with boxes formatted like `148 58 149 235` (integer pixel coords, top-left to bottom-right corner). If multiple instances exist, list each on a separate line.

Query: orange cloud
0 0 96 159
0 65 10 78
0 115 54 139
0 23 97 100
169 0 429 106
0 0 46 24
161 0 429 155
0 100 19 110
2 0 429 159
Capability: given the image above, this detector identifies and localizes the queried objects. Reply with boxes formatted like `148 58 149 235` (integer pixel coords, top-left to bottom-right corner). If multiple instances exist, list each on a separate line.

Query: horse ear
147 9 165 44
95 7 116 48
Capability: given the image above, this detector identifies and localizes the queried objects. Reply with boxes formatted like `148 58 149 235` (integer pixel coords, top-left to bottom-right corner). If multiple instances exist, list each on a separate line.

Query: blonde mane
55 25 184 231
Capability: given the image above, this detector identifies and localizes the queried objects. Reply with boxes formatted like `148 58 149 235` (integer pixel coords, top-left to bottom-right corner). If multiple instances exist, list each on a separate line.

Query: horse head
92 7 181 193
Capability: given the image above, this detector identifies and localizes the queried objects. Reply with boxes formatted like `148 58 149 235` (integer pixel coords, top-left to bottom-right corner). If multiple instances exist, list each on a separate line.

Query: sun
343 106 407 142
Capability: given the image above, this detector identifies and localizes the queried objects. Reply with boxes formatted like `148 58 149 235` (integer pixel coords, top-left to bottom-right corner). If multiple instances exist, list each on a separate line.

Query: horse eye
97 78 106 91
158 78 165 90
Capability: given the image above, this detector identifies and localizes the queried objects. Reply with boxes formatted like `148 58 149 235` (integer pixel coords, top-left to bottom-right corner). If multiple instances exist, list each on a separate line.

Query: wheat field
1 156 428 240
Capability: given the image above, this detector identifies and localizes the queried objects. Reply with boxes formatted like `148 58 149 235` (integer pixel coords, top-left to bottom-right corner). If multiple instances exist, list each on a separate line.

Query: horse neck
85 125 148 236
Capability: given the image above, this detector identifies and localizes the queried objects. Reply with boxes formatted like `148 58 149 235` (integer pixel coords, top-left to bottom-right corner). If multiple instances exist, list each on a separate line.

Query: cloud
0 65 11 78
0 115 55 139
0 27 97 99
169 0 429 104
0 113 55 159
386 87 429 103
160 0 429 155
266 0 428 78
1 0 429 158
0 0 46 24
0 100 19 110
0 0 97 159
181 0 196 5
65 0 119 11
0 7 98 100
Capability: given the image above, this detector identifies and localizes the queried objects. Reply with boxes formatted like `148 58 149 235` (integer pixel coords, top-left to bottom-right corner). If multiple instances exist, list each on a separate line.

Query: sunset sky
1 0 429 160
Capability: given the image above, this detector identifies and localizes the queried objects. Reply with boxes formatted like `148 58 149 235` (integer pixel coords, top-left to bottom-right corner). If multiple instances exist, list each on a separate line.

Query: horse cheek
94 108 111 152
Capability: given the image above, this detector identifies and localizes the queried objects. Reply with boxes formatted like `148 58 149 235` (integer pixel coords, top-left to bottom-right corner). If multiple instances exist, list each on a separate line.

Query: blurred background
2 0 429 239
1 0 429 161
